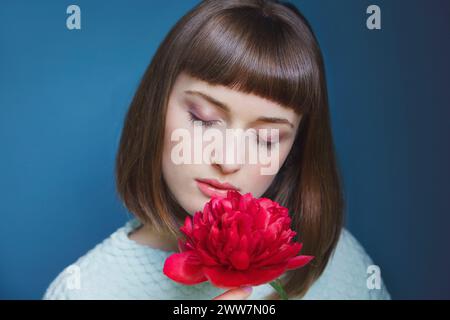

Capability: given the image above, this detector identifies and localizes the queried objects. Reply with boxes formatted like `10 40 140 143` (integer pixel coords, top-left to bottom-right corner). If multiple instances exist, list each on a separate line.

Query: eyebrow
184 90 295 129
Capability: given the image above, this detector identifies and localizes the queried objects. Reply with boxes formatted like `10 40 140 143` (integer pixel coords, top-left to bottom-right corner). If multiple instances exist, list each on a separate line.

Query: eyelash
188 111 220 128
257 137 274 149
187 111 276 149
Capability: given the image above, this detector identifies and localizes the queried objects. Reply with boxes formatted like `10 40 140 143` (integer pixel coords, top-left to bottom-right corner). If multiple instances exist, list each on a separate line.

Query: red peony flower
163 190 314 297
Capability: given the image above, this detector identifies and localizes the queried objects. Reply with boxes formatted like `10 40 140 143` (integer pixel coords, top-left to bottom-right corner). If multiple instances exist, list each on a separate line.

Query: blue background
1 0 449 299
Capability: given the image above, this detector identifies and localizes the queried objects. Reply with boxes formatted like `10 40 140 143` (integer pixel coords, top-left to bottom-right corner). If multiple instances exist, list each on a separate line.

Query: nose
212 161 241 174
209 139 244 174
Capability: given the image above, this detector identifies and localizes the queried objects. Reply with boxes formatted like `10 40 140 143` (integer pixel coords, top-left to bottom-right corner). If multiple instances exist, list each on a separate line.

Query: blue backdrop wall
1 0 449 299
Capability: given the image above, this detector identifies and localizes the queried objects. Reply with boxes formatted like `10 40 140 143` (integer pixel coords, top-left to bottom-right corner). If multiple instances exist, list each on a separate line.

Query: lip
195 178 239 198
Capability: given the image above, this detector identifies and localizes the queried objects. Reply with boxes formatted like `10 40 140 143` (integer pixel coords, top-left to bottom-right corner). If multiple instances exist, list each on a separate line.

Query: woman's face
162 72 302 215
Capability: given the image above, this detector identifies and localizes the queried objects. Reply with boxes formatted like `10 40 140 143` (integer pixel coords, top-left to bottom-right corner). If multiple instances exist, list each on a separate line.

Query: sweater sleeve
42 244 107 300
301 228 391 300
43 263 85 300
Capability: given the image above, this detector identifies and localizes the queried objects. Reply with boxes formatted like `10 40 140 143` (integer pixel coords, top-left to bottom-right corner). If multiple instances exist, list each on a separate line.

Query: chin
180 201 203 216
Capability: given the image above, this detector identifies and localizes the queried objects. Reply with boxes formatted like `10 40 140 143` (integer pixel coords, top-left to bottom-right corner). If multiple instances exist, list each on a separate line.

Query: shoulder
42 219 157 300
303 227 391 300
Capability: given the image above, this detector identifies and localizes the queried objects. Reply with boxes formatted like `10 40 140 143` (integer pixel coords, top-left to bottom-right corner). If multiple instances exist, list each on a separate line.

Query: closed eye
256 136 277 149
188 111 279 149
187 111 220 128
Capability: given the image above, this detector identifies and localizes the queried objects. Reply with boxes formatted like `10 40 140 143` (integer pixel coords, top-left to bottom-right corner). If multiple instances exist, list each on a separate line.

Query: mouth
195 178 239 199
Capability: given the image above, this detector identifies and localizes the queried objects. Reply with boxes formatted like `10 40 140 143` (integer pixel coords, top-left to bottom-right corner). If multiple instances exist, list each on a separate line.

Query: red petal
239 193 253 212
257 198 275 210
177 239 186 252
180 216 193 236
221 198 233 214
236 213 252 236
286 255 314 270
254 207 270 230
263 242 301 266
163 252 207 285
228 190 241 208
223 223 239 254
197 248 220 266
229 250 250 270
203 264 287 288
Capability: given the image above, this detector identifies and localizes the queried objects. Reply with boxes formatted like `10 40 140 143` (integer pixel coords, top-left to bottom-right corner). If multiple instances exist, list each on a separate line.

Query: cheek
243 144 293 197
241 168 276 199
162 104 186 177
162 103 187 159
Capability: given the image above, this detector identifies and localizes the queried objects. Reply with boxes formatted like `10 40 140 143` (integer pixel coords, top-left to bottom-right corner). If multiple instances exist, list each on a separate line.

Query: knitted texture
43 219 391 300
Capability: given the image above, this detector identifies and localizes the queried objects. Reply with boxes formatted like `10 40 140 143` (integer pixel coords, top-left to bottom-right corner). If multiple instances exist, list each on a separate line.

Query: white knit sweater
43 219 391 300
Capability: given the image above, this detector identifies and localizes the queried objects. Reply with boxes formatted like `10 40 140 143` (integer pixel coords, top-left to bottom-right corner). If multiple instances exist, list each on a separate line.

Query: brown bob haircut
115 0 345 299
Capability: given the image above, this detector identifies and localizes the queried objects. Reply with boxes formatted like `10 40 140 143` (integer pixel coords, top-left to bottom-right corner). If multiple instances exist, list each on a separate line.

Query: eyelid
256 135 279 150
187 111 221 127
256 129 283 141
188 103 223 121
188 102 286 139
187 111 281 149
188 109 219 122
257 135 279 144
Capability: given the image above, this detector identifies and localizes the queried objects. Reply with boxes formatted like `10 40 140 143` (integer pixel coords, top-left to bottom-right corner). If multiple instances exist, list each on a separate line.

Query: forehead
171 72 301 128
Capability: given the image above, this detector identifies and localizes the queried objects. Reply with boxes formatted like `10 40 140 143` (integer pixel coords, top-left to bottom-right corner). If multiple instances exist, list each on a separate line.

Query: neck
128 223 179 252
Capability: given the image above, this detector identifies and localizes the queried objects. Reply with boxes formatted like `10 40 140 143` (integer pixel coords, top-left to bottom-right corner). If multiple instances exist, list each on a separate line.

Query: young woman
44 0 391 300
